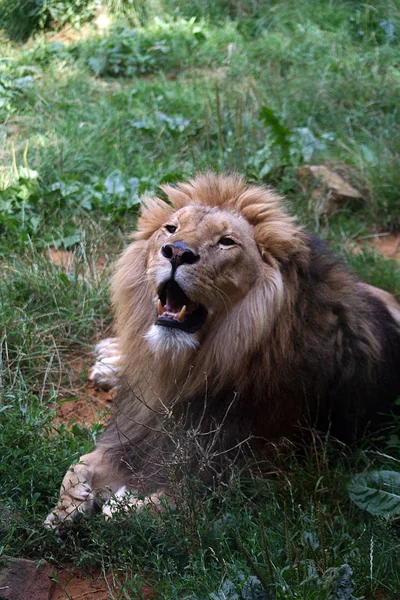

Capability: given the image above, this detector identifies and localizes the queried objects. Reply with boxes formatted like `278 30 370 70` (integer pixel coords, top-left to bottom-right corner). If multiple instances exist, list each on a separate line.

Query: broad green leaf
105 170 125 195
320 564 355 600
348 469 400 516
18 166 39 180
88 54 107 74
292 127 325 162
259 106 291 155
380 20 396 42
360 144 377 165
128 177 140 194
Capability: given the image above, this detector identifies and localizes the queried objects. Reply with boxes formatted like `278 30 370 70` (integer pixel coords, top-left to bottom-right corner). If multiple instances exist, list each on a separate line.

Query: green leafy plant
0 62 36 118
246 106 329 179
0 159 41 240
0 158 143 247
49 170 142 216
129 111 192 138
0 0 101 41
348 470 400 517
86 19 206 77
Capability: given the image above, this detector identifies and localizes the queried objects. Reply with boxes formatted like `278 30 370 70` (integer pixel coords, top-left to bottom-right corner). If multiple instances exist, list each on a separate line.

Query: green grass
1 0 400 597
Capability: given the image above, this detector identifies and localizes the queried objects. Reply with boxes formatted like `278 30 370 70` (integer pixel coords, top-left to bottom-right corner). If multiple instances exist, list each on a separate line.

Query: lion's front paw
101 489 164 520
44 467 98 529
88 337 121 391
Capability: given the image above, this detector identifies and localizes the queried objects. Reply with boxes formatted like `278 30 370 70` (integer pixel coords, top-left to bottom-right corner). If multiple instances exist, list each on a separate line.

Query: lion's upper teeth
157 299 164 316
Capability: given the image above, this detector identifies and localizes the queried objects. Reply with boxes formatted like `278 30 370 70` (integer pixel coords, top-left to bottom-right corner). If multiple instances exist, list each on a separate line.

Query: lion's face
144 204 265 353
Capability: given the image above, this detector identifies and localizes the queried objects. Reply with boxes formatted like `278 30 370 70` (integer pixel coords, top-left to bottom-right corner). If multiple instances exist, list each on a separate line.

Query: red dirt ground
367 232 400 262
51 569 154 600
51 570 112 600
55 355 114 427
353 232 400 262
48 247 113 427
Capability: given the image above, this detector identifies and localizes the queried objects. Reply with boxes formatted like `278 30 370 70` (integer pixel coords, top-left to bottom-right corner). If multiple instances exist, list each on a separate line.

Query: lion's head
145 201 274 354
112 174 309 397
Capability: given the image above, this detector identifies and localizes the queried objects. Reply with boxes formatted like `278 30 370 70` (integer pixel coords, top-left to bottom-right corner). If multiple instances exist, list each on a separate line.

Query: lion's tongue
165 296 179 312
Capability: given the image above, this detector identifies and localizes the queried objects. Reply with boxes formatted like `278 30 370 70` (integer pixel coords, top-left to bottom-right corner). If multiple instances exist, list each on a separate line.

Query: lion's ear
229 185 308 263
135 196 174 240
254 221 308 264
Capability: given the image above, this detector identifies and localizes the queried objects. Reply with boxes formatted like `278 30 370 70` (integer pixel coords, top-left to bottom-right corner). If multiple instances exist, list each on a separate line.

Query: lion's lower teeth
159 309 188 321
177 305 187 322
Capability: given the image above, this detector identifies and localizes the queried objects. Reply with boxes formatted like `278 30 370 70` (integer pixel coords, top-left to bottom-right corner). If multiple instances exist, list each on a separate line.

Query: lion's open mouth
156 279 207 333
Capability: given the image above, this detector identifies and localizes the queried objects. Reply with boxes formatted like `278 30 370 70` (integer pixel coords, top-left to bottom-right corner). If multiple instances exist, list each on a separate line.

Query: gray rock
0 557 55 600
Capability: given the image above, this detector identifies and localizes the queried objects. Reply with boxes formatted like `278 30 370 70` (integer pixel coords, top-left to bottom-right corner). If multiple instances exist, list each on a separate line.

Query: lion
45 173 400 527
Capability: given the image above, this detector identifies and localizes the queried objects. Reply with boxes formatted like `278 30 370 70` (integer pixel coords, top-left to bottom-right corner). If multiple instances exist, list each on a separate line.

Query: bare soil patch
353 233 400 264
55 354 114 427
51 569 155 600
48 248 108 273
51 569 111 600
47 248 113 426
367 233 400 262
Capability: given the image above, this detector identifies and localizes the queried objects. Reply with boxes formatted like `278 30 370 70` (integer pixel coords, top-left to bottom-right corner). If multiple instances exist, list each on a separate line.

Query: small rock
298 165 363 215
0 557 55 600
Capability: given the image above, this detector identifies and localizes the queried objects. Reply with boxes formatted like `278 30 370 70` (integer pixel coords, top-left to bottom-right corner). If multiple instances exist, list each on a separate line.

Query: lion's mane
99 174 400 489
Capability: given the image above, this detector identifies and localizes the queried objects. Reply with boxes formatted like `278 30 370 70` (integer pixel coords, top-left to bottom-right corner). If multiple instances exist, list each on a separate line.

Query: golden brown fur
46 173 400 527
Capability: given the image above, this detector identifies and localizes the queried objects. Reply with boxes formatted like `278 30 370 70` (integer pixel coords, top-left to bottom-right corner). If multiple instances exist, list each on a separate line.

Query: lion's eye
165 224 177 234
219 237 236 247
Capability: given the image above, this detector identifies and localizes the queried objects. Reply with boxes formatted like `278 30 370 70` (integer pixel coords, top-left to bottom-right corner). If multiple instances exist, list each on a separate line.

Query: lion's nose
161 241 200 267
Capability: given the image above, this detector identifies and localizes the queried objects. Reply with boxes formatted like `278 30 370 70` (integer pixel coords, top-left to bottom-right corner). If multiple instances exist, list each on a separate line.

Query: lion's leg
88 337 122 390
44 446 127 528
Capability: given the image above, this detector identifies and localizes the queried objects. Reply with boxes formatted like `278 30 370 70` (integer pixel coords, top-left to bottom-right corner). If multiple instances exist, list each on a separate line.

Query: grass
1 0 400 597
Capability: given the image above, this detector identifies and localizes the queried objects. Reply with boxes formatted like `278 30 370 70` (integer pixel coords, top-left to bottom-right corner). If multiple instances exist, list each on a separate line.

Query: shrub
0 0 101 41
86 19 206 77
